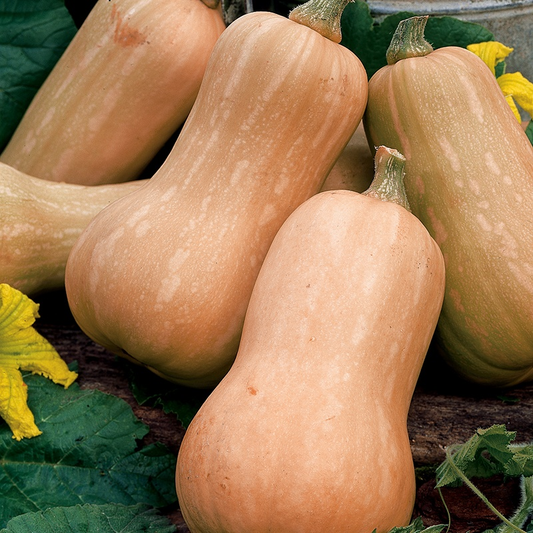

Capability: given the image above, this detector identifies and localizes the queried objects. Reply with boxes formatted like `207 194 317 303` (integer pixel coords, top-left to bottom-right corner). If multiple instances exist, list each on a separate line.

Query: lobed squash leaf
385 516 446 533
0 0 77 151
340 0 494 78
123 361 210 428
436 425 533 489
0 503 177 533
0 371 177 528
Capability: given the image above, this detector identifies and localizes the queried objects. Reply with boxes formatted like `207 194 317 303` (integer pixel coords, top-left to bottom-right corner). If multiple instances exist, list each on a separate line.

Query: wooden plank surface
32 289 533 531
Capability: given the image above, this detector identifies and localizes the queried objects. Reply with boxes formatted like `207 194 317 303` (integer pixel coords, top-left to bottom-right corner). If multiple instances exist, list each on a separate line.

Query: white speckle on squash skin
508 262 533 295
447 55 485 122
468 180 481 196
494 222 519 259
159 184 178 202
229 160 250 187
437 137 461 172
425 207 448 246
414 174 425 195
258 204 277 226
2 223 38 238
484 151 501 175
134 219 151 237
125 203 151 226
18 131 36 156
87 225 125 295
39 107 56 132
87 87 122 133
476 213 492 232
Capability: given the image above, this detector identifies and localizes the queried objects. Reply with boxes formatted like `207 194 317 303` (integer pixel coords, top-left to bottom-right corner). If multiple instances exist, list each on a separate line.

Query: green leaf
0 372 177 528
123 361 210 428
387 516 446 533
340 1 494 78
340 1 386 79
435 425 533 489
0 503 177 533
0 0 77 151
424 16 493 49
495 60 508 78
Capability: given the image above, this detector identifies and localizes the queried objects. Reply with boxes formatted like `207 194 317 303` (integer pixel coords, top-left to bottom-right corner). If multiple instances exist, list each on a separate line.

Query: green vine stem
442 445 527 533
496 475 533 533
437 487 452 533
386 15 434 65
289 0 351 43
362 145 411 211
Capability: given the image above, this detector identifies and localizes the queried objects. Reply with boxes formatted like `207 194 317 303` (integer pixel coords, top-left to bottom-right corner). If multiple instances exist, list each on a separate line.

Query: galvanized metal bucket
367 1 533 84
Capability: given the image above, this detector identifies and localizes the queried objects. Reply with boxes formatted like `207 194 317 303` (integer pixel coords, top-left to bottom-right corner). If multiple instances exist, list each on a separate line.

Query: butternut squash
320 122 374 192
175 146 446 533
64 0 368 388
364 17 533 387
0 162 146 295
0 0 225 185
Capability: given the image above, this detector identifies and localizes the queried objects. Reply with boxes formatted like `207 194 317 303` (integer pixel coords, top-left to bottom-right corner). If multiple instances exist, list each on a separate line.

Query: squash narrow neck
289 0 351 43
363 146 411 211
386 16 433 65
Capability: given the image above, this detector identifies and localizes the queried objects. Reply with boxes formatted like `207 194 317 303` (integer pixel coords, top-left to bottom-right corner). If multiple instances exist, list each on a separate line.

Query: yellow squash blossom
467 41 533 122
0 283 77 440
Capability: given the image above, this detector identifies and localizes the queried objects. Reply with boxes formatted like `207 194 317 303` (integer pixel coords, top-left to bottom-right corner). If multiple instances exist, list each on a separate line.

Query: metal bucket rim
367 0 533 15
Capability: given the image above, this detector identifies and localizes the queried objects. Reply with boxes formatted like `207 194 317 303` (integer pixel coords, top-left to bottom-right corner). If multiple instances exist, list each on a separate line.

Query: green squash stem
363 145 411 211
289 0 351 43
386 15 433 65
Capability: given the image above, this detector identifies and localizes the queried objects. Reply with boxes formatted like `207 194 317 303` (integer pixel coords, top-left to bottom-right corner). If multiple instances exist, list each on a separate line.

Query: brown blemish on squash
111 5 148 47
247 386 257 395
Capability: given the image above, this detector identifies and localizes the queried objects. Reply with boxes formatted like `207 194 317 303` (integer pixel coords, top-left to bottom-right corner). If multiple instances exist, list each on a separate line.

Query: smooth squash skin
320 122 374 193
64 3 368 388
0 0 225 185
175 147 445 533
364 17 533 387
0 162 146 295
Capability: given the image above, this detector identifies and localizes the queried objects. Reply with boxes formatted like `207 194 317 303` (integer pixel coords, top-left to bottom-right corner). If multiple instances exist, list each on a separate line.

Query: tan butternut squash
64 0 368 388
0 162 146 295
175 146 446 533
0 0 225 185
364 16 533 387
320 122 374 192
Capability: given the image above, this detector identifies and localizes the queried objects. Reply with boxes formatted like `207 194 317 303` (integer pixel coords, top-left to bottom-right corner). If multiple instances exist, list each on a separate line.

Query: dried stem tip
289 0 352 44
386 15 433 65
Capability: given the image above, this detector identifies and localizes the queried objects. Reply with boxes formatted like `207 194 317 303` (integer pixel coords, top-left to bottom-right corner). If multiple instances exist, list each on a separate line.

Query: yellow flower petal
0 283 78 439
498 72 533 118
467 41 514 75
0 366 42 441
